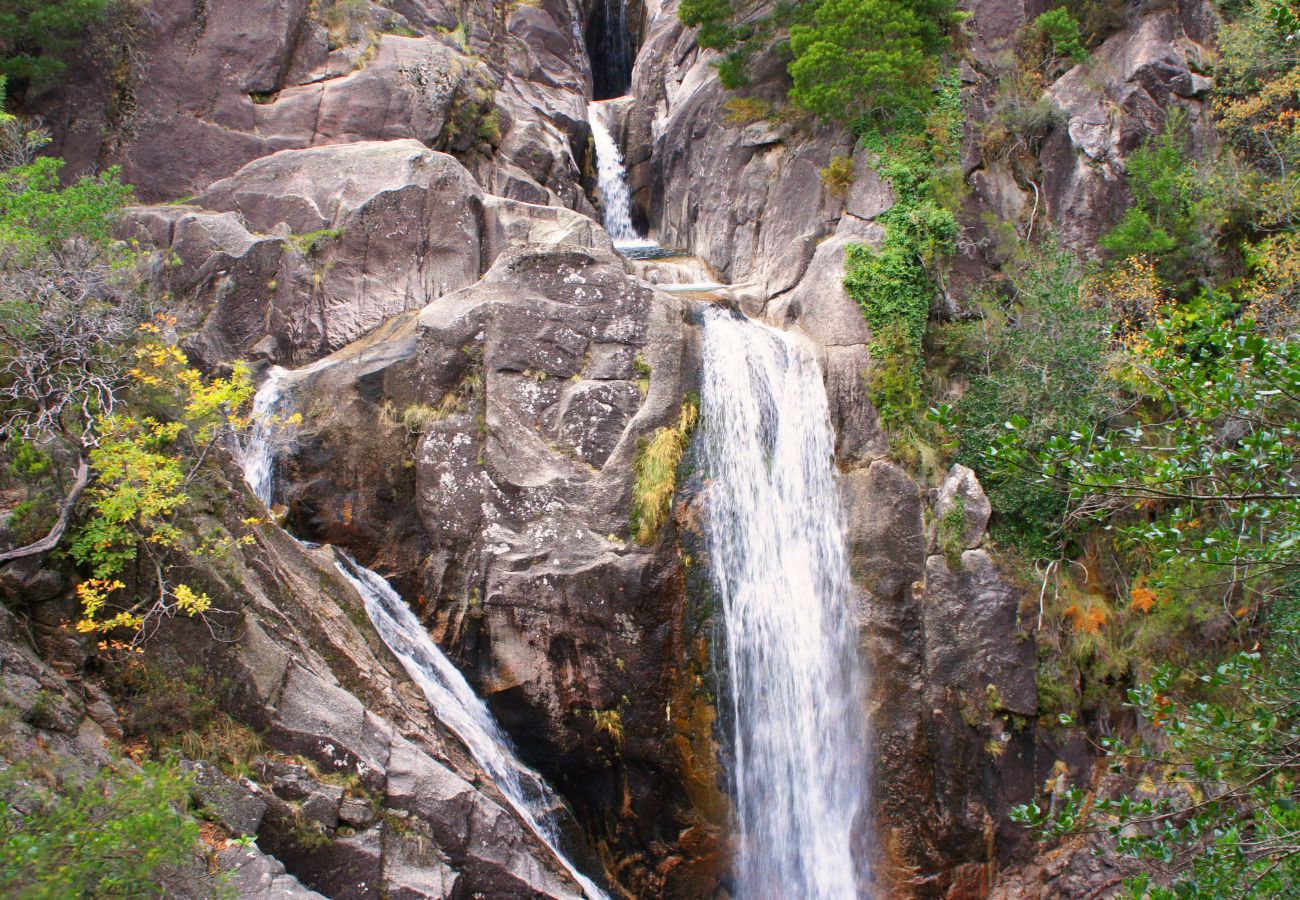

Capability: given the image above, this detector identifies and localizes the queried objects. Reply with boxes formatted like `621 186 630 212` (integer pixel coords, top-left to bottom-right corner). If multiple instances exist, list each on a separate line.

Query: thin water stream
240 370 607 900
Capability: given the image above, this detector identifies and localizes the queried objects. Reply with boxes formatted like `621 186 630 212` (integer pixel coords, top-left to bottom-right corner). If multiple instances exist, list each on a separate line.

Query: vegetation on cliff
942 1 1300 893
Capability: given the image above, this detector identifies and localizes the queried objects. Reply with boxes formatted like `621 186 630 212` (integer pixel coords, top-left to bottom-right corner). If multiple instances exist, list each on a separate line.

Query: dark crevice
585 0 639 100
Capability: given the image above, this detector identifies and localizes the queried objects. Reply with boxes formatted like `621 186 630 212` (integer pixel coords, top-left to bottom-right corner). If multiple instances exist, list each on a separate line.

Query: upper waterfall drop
587 101 649 248
696 307 871 898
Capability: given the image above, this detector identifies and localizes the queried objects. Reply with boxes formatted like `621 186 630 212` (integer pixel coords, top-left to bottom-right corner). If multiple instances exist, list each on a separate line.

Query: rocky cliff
2 0 1223 897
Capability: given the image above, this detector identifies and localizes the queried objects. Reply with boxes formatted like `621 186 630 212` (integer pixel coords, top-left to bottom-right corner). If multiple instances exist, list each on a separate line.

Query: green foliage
1100 112 1221 297
678 0 745 50
845 75 960 444
943 241 1112 553
788 0 956 124
1030 8 1087 65
991 313 1300 594
937 494 967 569
287 227 343 255
0 156 132 256
1016 595 1300 897
0 0 109 86
631 396 698 544
0 757 198 897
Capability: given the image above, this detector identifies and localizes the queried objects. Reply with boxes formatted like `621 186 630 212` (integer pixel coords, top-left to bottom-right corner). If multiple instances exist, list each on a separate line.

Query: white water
239 368 606 899
332 554 607 900
696 307 870 898
587 101 648 248
241 366 292 507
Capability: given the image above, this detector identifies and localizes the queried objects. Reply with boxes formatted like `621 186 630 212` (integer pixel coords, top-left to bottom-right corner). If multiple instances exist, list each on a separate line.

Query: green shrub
788 0 957 124
1099 110 1220 297
0 758 198 897
0 156 132 255
288 227 343 255
0 0 110 86
944 239 1111 554
937 494 967 569
1030 8 1087 65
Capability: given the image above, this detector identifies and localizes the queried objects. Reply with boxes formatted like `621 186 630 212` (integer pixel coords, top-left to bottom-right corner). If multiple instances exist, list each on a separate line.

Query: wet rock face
844 460 1038 896
275 246 720 893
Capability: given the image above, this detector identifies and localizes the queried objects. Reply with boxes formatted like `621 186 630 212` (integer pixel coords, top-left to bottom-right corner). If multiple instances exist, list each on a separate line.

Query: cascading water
696 307 870 898
332 554 607 900
587 101 648 248
588 0 633 99
241 366 292 508
240 367 606 899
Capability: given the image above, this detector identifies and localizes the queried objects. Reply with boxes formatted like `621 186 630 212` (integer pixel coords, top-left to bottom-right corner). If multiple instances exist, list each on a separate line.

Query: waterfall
241 366 292 508
239 366 607 899
587 101 648 248
696 307 870 898
589 0 633 99
332 554 608 900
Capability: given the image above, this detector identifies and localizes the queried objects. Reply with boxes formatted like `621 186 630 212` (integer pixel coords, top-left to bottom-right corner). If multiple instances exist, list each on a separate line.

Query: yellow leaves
75 578 125 631
172 583 211 617
1130 587 1159 613
1088 256 1169 349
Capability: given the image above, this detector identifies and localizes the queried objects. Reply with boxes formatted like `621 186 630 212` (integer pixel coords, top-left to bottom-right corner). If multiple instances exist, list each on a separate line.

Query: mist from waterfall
587 101 646 247
239 367 607 899
696 307 870 898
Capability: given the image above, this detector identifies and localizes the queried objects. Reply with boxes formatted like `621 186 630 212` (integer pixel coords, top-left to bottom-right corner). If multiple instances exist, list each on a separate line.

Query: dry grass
631 396 699 544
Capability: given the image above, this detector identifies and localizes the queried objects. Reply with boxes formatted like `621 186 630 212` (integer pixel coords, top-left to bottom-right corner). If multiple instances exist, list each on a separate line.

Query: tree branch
0 458 90 564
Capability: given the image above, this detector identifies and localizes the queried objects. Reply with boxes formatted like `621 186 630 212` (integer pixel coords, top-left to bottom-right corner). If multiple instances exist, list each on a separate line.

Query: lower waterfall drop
240 369 607 900
332 554 608 900
697 307 871 898
587 101 647 248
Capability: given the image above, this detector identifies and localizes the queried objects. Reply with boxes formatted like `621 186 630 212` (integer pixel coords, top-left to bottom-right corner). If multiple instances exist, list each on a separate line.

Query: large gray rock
29 0 595 208
1042 9 1217 249
272 245 715 892
122 140 486 366
934 464 993 551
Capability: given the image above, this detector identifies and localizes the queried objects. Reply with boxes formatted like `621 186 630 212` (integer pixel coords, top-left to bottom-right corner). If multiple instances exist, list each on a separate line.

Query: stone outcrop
31 0 595 215
266 244 721 896
0 486 591 898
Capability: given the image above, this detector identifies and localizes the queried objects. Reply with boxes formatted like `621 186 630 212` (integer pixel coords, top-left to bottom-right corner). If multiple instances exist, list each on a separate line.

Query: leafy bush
0 758 198 897
943 240 1112 554
1030 8 1087 66
844 75 961 446
0 156 132 256
1100 111 1222 298
788 0 957 124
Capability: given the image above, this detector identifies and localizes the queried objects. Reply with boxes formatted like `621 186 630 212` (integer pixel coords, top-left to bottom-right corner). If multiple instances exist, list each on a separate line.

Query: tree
0 102 258 650
0 0 109 86
788 0 957 124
